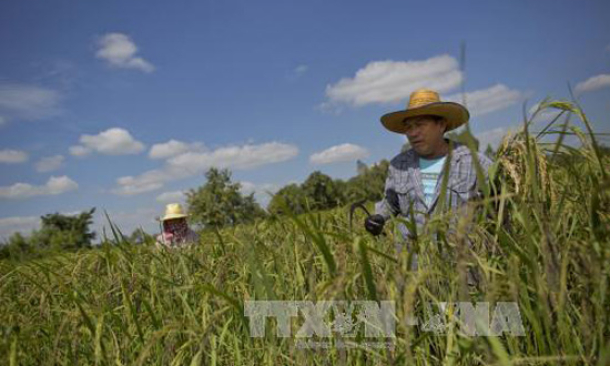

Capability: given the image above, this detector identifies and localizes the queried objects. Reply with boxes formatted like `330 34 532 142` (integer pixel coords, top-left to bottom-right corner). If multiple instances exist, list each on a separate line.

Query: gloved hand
364 214 386 236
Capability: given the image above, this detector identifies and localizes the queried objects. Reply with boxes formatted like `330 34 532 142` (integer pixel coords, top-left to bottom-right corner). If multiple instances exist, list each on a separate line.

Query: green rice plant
1 100 609 365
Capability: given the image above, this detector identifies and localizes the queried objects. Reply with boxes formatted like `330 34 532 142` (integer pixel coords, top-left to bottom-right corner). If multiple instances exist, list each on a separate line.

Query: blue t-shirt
419 156 446 206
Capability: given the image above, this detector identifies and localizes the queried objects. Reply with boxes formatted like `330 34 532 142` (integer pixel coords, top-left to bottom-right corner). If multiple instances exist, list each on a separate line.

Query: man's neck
419 140 449 160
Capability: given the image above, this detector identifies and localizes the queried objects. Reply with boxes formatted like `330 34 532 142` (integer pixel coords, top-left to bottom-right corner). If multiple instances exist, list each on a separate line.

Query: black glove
364 214 386 236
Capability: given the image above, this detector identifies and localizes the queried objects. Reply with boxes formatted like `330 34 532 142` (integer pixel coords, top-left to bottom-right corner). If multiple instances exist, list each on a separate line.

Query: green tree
267 183 308 215
301 171 343 211
0 232 33 260
186 168 266 229
344 160 389 203
30 208 97 251
0 208 96 260
129 228 154 245
484 144 495 159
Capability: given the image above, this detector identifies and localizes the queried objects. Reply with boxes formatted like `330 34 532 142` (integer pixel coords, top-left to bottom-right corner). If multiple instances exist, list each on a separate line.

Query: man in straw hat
156 203 199 249
364 89 493 242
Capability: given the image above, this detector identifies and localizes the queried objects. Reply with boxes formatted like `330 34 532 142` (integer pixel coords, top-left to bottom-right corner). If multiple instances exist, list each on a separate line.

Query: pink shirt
155 229 199 249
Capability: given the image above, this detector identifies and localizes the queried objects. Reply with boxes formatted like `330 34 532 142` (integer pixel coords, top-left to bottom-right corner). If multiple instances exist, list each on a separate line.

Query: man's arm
366 165 402 236
375 166 401 220
155 234 167 249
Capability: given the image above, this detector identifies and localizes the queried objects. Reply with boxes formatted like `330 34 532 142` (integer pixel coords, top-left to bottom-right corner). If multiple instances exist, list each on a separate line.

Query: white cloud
69 145 91 157
324 55 463 107
0 149 28 164
97 207 160 239
70 127 145 157
113 141 298 195
310 143 369 165
239 181 280 208
528 102 562 122
35 155 64 172
0 83 61 122
156 190 186 203
575 74 610 94
0 176 78 200
288 65 309 81
96 33 155 73
59 210 85 217
113 168 173 196
295 65 308 74
239 181 257 194
446 84 524 117
475 127 508 150
0 216 40 240
168 142 298 171
149 139 205 159
239 181 280 196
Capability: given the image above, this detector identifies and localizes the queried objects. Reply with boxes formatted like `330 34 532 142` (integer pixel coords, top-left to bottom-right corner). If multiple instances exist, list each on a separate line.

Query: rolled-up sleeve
375 165 399 220
155 234 167 249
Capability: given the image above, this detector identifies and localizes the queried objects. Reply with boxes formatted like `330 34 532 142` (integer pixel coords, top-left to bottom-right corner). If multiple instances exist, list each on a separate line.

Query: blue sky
1 0 609 240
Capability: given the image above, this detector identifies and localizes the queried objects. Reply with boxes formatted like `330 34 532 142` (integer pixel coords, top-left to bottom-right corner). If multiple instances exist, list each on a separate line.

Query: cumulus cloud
0 176 78 200
70 127 145 157
149 140 205 159
113 141 298 195
239 181 280 207
0 149 28 164
238 181 257 194
528 102 563 122
69 145 91 157
475 127 509 150
288 64 309 81
575 74 610 94
156 190 186 203
324 55 463 107
113 168 176 196
97 207 159 239
0 83 61 122
239 181 280 196
96 33 155 73
0 216 40 239
295 65 309 74
310 143 370 165
35 155 64 172
168 142 298 171
446 84 524 117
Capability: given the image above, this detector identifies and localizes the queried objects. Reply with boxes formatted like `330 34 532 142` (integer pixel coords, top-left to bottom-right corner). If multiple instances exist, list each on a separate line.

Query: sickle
349 200 371 232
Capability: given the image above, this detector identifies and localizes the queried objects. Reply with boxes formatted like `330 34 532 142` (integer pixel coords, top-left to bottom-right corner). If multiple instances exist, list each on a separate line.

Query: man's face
403 115 447 157
164 218 187 233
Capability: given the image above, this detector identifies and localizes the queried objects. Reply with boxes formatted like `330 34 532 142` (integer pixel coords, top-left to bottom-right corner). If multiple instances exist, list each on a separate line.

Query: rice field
1 100 609 365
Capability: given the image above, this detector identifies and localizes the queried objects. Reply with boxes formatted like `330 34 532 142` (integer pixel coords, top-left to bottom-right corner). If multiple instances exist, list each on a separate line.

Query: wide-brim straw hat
380 89 469 134
160 203 188 221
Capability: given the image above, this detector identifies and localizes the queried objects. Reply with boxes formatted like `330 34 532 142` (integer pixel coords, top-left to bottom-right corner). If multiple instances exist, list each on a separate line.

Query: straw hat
161 203 188 221
380 89 469 134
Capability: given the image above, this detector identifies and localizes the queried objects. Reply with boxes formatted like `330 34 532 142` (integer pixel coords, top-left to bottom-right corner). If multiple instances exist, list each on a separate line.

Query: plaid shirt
155 229 199 249
375 142 493 238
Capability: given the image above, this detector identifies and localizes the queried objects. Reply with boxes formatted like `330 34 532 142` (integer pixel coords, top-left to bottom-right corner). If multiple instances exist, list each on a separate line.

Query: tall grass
1 101 609 365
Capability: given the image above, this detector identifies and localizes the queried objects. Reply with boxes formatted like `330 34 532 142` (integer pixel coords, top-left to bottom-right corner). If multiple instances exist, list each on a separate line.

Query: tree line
1 133 510 260
0 160 389 260
0 209 96 260
183 160 389 228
